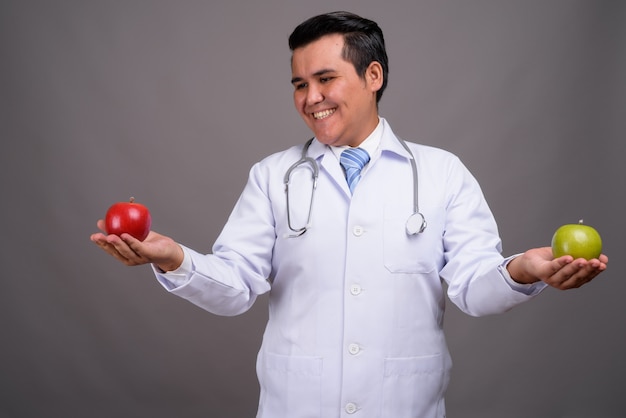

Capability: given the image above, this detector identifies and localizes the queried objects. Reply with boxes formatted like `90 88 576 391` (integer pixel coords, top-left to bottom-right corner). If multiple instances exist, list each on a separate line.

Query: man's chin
315 135 342 146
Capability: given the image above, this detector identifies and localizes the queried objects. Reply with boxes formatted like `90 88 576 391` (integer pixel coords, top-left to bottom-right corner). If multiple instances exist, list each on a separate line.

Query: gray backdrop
1 0 625 417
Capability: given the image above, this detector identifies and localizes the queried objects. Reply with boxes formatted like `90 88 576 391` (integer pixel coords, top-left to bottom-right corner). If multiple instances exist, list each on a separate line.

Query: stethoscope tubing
284 137 426 236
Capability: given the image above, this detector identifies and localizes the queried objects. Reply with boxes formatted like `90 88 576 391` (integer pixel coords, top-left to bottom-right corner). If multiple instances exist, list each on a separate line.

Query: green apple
551 220 602 260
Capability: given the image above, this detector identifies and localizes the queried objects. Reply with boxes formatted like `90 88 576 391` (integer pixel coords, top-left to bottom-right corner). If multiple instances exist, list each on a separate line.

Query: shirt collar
329 117 383 161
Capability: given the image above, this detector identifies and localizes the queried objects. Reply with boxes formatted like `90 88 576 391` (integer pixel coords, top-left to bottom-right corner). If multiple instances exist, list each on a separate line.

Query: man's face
291 34 382 147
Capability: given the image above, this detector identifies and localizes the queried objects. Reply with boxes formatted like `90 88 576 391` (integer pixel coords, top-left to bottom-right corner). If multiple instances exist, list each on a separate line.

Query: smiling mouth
312 108 336 120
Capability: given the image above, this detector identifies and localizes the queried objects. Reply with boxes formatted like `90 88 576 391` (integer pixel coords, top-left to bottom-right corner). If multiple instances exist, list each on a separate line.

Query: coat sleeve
439 156 546 317
153 161 275 316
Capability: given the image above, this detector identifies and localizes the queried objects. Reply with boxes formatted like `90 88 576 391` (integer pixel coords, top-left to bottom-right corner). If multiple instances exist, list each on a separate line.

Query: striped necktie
340 147 370 194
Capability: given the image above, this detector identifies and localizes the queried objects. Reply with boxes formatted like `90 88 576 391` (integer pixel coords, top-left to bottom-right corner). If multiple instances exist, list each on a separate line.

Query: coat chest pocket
383 204 443 274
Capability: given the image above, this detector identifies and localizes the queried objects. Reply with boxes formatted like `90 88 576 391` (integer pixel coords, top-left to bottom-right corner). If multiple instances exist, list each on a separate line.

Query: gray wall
1 1 625 417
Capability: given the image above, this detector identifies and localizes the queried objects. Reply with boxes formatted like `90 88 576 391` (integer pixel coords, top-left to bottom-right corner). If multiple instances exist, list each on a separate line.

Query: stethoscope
284 137 427 238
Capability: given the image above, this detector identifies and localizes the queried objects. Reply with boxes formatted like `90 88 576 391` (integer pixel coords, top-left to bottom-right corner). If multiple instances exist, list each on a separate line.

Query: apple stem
578 219 584 224
130 196 135 204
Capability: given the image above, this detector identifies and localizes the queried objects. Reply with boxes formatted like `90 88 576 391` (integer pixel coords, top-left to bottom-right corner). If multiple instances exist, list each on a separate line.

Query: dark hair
288 11 389 103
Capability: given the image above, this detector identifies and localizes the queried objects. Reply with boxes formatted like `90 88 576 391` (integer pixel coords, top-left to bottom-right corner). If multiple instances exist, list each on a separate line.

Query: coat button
348 343 361 355
345 402 358 414
352 225 364 236
350 284 362 295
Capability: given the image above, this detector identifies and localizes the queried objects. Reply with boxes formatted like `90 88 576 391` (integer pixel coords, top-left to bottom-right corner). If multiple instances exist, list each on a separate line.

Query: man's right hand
90 219 184 272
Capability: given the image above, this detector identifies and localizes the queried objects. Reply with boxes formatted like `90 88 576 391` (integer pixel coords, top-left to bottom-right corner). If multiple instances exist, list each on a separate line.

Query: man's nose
306 84 324 106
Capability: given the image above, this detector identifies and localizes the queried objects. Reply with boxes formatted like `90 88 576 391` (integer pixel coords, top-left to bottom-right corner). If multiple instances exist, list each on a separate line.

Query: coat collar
305 117 413 163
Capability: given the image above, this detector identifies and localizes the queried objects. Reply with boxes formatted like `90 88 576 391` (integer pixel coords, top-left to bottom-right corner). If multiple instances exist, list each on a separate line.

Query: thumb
96 219 107 233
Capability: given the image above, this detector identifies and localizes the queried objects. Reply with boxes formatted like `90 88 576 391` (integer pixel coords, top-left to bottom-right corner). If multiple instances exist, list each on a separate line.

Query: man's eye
295 82 307 90
320 77 333 83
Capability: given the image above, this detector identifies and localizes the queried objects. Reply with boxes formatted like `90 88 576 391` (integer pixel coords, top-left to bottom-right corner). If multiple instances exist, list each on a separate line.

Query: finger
559 274 590 290
90 232 107 243
96 219 107 233
124 238 148 261
551 255 574 268
118 234 154 264
543 258 582 289
107 247 135 266
92 230 148 266
92 236 134 265
103 234 146 265
556 260 605 289
543 256 573 281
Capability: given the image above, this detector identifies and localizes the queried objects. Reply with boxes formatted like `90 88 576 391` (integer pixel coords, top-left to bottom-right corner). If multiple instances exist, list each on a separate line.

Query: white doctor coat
155 118 544 418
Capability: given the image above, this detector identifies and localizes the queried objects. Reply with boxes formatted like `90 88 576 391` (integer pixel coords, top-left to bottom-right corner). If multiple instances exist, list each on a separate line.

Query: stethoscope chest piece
406 212 427 235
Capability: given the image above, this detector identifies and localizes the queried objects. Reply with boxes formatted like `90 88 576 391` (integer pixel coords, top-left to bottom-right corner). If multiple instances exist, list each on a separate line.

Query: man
91 11 607 418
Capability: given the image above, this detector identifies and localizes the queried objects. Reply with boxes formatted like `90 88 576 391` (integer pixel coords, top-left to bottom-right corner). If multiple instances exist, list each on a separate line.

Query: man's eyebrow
291 69 336 84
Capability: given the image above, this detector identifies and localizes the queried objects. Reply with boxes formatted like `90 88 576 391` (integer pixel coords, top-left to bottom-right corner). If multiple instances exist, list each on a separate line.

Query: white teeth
313 108 336 119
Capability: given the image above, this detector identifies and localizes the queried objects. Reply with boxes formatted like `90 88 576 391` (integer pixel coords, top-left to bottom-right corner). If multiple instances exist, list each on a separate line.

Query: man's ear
366 61 384 92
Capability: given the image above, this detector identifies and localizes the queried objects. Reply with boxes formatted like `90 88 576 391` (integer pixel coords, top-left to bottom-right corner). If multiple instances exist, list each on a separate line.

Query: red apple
551 219 602 260
105 197 152 241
